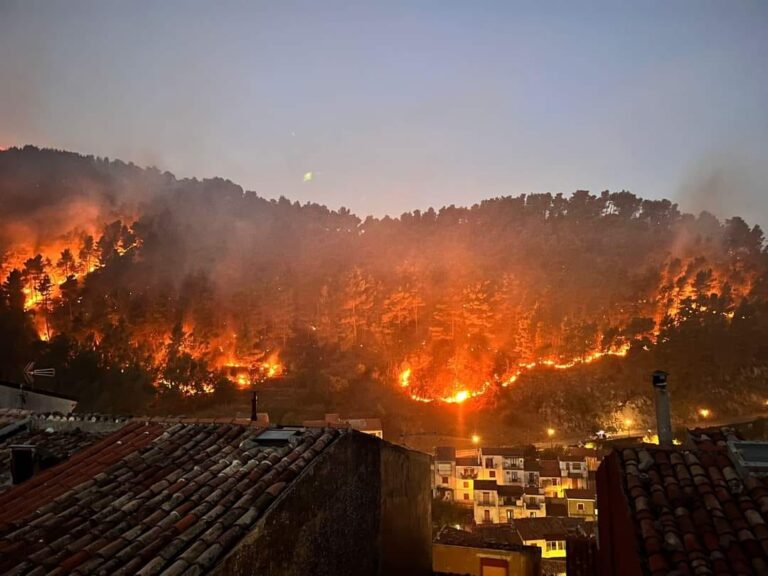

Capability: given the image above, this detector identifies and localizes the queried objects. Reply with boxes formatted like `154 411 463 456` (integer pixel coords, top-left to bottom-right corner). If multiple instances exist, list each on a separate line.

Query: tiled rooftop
564 488 595 500
0 408 32 428
482 447 526 458
514 516 588 541
435 447 456 462
455 456 479 467
616 445 768 575
0 421 342 575
539 460 561 478
0 428 107 492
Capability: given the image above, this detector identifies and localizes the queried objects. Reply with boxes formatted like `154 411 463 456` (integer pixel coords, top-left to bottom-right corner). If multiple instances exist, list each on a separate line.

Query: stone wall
214 431 432 576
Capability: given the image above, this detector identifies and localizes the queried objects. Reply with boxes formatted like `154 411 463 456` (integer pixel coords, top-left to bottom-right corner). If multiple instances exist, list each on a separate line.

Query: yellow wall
567 498 596 521
433 544 540 576
523 538 566 559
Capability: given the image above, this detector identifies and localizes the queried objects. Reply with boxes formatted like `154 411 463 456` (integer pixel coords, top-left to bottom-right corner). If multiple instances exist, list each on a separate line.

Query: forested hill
1 146 767 429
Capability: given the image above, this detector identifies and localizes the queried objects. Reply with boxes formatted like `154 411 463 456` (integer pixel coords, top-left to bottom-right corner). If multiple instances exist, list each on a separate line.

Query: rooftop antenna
20 362 56 408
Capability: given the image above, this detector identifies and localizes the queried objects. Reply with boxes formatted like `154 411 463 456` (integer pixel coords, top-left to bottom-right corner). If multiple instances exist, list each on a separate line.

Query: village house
433 525 541 576
434 446 457 500
513 517 589 576
538 459 565 498
0 415 432 575
472 481 547 524
480 447 526 485
563 488 596 522
455 455 482 505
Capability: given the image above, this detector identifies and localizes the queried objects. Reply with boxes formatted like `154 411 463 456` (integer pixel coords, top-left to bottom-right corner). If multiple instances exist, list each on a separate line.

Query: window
464 493 469 500
484 509 491 522
546 541 555 552
442 476 449 484
489 470 496 478
485 458 494 468
529 511 536 517
510 472 518 481
577 502 585 511
506 509 513 521
558 541 565 550
463 481 469 488
482 492 491 505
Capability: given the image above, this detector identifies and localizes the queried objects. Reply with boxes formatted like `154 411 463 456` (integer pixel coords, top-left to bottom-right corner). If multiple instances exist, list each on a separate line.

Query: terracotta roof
564 489 595 500
0 408 32 429
435 526 532 553
614 445 768 575
435 446 456 461
524 459 540 472
688 426 743 450
539 460 562 478
559 455 587 464
0 422 342 575
0 427 107 491
473 480 498 492
514 517 587 542
498 485 524 498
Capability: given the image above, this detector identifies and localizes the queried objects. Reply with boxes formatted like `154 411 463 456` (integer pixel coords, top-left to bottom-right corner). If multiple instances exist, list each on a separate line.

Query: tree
340 268 376 345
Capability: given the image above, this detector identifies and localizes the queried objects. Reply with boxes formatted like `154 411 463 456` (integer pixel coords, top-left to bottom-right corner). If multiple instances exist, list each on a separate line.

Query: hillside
1 146 767 436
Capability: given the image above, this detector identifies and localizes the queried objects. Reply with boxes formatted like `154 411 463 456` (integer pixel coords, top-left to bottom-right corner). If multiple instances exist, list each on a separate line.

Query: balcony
460 472 478 480
525 502 542 510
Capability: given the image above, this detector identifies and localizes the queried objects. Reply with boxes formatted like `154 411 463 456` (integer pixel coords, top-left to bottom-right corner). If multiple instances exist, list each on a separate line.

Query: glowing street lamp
546 427 555 448
698 408 711 419
471 434 481 445
624 418 633 438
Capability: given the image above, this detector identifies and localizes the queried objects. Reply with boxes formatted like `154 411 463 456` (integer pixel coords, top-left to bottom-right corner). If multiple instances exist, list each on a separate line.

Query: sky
1 0 767 222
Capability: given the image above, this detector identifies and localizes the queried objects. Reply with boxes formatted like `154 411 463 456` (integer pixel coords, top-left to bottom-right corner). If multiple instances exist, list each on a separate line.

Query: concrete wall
433 543 541 576
0 384 76 413
214 431 432 576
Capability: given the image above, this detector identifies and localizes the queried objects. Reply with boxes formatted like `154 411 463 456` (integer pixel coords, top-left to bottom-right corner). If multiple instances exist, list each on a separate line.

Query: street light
471 434 480 445
624 418 633 438
547 428 555 448
698 408 711 419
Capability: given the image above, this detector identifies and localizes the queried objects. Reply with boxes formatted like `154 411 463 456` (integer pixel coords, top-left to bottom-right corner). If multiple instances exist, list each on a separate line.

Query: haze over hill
1 146 767 435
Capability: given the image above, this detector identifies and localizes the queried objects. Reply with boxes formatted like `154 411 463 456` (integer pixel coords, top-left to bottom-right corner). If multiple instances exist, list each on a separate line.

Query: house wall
0 384 76 413
595 452 643 576
433 543 540 576
567 499 595 521
213 431 432 576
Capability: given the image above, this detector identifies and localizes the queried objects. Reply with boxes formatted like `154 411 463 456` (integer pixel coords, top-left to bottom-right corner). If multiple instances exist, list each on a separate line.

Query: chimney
250 391 258 422
10 445 36 484
652 370 673 446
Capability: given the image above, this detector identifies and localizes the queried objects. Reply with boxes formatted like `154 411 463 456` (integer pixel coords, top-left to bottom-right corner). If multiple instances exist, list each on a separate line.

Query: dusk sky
1 1 767 221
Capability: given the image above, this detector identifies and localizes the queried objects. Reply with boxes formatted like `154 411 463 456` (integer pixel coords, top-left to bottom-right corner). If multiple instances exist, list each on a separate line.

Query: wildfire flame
400 343 630 404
